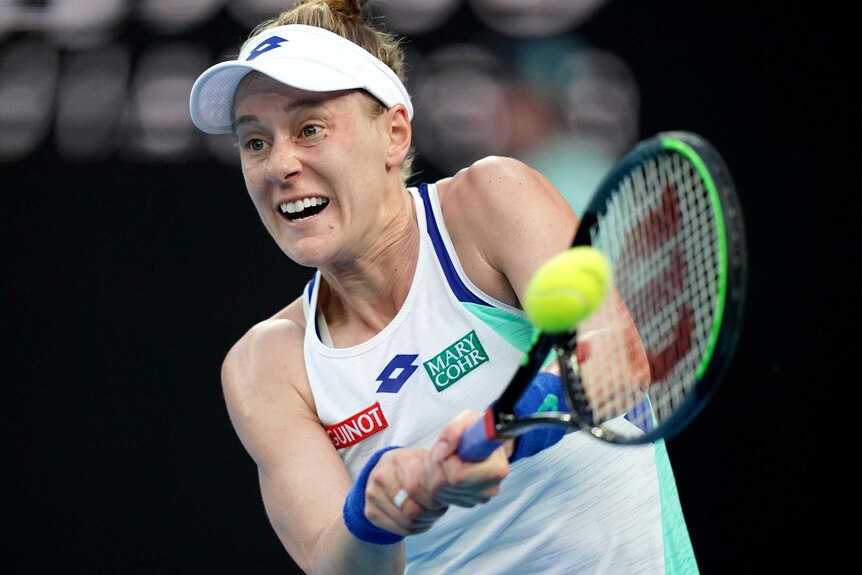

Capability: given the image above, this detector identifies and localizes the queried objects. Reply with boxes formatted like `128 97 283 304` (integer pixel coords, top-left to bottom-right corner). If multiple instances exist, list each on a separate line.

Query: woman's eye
301 125 322 138
245 138 266 152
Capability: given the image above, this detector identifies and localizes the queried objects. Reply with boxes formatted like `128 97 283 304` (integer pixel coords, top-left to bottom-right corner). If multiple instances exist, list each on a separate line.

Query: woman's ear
384 104 412 169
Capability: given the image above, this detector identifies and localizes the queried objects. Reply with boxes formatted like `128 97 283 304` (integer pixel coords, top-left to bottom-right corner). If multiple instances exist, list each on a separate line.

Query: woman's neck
317 190 420 344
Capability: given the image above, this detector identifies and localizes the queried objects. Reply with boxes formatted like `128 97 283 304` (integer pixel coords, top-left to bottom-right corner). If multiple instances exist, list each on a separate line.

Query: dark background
2 1 854 573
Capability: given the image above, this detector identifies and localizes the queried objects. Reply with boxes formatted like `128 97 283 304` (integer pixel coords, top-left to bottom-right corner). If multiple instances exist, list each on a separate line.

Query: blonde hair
245 0 415 182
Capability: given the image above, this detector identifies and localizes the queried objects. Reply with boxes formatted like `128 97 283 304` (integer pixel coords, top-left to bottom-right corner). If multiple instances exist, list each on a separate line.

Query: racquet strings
570 150 724 440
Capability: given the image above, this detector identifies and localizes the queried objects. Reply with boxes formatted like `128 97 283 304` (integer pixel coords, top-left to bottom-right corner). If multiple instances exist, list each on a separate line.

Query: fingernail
430 440 450 462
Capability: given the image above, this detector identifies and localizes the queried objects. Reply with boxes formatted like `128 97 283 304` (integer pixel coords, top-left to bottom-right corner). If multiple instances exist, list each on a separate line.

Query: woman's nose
265 139 301 184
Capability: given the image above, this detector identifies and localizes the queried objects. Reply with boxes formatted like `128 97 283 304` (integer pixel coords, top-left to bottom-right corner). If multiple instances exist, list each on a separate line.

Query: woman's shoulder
435 155 565 230
438 155 536 194
222 296 307 390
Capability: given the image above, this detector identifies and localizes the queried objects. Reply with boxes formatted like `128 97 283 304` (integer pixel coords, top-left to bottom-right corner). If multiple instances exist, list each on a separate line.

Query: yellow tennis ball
523 246 612 333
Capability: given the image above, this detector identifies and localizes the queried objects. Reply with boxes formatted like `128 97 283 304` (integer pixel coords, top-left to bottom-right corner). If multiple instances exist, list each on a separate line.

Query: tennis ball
523 246 612 333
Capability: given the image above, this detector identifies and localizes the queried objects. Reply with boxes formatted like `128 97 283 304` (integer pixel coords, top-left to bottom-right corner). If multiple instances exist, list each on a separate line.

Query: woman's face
233 72 400 268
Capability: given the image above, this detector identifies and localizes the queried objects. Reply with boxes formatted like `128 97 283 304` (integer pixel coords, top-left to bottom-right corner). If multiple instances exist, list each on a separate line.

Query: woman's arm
221 316 407 574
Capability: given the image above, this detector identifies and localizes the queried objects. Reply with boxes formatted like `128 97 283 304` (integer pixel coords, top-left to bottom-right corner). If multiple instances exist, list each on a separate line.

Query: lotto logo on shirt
325 402 389 449
423 330 488 392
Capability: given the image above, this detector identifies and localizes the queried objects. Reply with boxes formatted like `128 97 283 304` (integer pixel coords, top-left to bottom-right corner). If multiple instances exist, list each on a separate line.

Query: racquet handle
457 408 504 461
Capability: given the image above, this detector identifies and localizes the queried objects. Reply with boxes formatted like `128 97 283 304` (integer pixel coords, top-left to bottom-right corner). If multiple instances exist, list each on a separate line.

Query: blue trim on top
418 184 491 307
306 273 320 340
306 273 317 304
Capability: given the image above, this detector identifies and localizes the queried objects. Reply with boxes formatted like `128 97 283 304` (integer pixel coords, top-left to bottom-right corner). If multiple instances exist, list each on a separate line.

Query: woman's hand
362 410 512 536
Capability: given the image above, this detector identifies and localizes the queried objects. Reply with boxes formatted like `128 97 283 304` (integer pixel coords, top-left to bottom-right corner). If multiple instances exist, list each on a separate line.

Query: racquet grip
457 409 503 461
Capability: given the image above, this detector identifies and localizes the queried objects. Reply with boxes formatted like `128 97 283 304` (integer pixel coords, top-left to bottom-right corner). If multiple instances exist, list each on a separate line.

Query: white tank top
303 184 698 574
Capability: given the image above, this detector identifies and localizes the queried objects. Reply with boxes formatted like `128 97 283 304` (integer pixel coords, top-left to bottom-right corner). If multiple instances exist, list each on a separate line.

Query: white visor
189 24 413 134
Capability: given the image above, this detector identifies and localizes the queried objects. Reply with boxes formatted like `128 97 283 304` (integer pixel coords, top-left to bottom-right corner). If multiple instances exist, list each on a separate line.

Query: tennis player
189 1 698 573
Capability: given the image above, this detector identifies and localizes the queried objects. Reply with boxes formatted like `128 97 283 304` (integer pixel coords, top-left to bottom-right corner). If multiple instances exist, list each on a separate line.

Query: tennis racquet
458 130 747 459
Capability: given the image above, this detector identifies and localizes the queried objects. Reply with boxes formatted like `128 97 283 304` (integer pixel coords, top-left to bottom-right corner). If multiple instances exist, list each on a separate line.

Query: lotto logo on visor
325 402 389 449
245 35 288 61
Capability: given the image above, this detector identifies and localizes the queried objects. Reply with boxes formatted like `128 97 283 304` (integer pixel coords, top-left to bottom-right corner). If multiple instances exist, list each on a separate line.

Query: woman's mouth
279 197 330 221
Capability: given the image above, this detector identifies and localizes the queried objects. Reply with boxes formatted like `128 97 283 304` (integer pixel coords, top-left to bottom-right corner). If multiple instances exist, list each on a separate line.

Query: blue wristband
343 445 405 545
509 372 569 463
